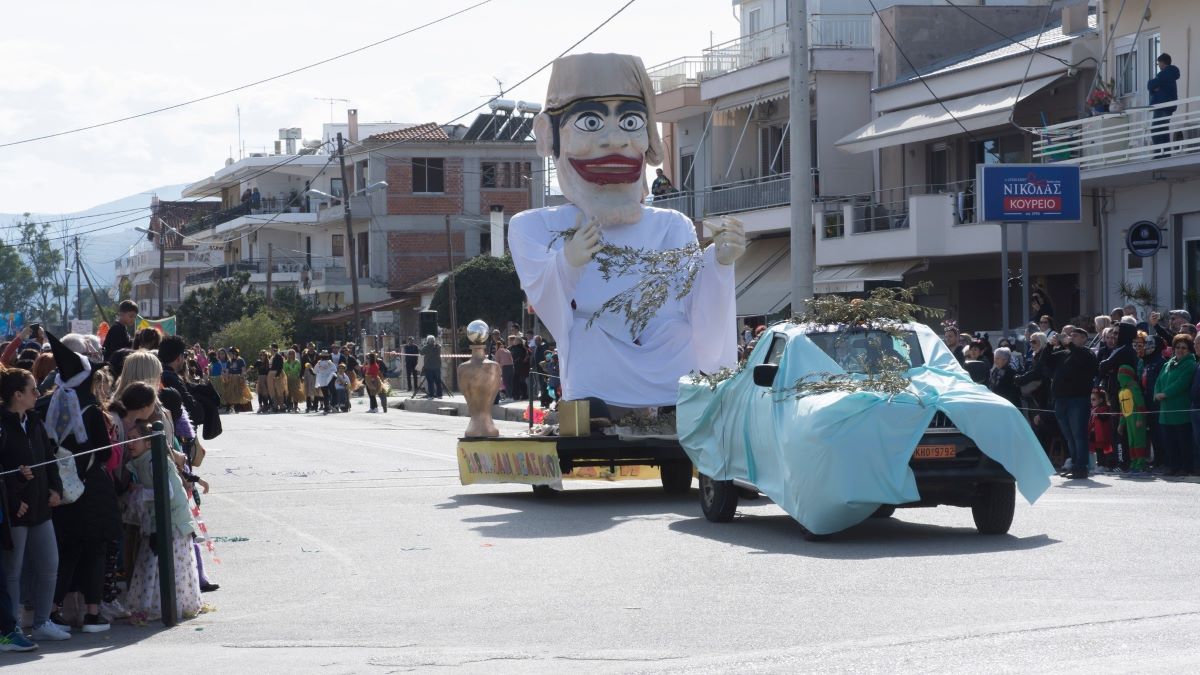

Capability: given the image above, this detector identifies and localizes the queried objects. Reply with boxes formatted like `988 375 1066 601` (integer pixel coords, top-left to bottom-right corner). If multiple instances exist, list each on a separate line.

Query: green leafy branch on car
788 284 945 398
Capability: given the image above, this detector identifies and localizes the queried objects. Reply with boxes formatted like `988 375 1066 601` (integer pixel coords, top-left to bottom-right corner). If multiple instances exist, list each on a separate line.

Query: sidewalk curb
388 394 534 422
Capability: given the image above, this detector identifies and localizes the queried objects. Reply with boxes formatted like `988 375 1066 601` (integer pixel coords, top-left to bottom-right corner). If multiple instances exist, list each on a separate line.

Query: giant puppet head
533 53 665 227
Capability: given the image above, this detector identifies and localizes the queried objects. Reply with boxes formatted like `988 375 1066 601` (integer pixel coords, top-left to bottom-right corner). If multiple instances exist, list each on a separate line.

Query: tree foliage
17 217 66 323
0 242 35 316
210 311 287 360
429 254 523 332
269 286 322 346
176 273 265 343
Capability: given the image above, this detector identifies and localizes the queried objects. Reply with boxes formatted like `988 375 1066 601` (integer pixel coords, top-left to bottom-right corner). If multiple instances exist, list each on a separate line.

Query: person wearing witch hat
42 331 119 634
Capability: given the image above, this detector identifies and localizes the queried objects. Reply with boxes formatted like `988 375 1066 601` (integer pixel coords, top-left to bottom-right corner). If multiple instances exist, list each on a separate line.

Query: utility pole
155 222 165 318
80 264 111 326
74 236 82 325
788 0 814 311
265 243 274 308
336 132 362 341
62 235 71 332
444 213 459 392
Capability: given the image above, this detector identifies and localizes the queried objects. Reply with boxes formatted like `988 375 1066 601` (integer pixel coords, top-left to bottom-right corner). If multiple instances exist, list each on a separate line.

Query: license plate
914 444 957 459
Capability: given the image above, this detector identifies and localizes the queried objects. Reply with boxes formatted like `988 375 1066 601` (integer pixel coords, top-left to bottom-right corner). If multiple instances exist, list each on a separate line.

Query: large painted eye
618 113 646 131
572 112 604 132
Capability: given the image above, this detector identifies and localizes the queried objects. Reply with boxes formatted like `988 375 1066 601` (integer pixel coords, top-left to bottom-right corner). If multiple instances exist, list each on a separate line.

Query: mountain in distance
0 183 209 288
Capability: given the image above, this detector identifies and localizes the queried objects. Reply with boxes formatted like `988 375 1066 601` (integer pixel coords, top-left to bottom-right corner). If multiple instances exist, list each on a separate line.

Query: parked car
677 321 1054 540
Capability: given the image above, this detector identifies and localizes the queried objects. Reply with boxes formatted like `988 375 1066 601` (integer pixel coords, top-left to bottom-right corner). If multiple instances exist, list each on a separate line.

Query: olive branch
550 227 705 340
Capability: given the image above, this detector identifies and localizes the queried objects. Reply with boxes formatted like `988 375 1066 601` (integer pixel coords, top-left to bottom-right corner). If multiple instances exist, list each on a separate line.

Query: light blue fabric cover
677 322 1054 535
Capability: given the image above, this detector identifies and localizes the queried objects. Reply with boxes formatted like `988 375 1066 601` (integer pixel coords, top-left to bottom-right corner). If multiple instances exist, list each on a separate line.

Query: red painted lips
568 154 643 185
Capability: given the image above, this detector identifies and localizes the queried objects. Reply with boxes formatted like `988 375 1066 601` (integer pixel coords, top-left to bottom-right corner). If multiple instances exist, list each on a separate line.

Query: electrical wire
4 141 337 247
866 0 989 153
0 0 496 149
941 0 1098 69
436 0 638 127
1007 0 1058 131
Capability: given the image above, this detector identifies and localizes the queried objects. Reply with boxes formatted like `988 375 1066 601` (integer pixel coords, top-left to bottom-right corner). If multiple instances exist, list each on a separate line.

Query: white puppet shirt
508 203 736 408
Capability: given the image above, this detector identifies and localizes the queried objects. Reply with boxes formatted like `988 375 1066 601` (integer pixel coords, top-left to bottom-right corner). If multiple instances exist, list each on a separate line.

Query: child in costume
1088 388 1112 473
1116 364 1150 474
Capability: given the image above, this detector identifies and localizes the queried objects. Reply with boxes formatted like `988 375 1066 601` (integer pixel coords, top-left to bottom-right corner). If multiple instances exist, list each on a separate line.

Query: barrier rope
0 432 165 477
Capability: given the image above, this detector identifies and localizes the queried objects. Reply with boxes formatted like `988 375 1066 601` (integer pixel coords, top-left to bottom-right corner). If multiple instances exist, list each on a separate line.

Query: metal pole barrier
150 421 178 627
528 371 536 431
1001 222 1010 339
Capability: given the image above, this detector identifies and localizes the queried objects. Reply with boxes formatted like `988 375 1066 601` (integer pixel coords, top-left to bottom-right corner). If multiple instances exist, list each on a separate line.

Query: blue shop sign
977 164 1082 223
1126 220 1162 257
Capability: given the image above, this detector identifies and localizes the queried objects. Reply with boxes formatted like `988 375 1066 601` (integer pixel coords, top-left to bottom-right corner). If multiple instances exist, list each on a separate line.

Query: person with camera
1043 327 1099 479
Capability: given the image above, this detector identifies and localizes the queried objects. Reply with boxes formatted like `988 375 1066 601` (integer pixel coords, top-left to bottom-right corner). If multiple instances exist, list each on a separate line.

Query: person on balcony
651 168 674 197
250 187 262 211
1148 53 1180 152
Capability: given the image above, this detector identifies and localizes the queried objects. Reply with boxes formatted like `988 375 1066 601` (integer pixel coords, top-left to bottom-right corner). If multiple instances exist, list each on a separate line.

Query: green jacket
1154 352 1196 425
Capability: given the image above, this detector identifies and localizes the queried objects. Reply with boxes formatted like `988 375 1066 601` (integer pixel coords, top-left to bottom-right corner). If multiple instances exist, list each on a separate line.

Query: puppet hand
564 213 602 267
707 216 746 266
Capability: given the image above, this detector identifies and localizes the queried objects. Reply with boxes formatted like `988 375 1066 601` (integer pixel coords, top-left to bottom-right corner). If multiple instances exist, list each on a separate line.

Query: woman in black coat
988 347 1022 408
1 367 66 639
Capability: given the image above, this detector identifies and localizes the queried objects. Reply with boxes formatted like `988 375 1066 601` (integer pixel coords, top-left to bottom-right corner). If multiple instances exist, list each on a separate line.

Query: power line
431 0 639 129
867 0 988 152
940 0 1098 69
3 142 337 247
0 0 496 149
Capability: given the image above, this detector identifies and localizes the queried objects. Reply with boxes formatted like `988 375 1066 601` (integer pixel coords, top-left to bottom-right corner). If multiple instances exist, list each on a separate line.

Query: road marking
293 429 458 464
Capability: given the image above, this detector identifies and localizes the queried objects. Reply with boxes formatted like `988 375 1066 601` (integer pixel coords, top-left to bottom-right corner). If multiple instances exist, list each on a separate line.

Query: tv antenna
314 97 350 123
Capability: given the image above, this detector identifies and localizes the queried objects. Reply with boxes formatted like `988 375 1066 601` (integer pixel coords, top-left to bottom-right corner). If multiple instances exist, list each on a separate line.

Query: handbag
54 447 93 504
190 437 207 468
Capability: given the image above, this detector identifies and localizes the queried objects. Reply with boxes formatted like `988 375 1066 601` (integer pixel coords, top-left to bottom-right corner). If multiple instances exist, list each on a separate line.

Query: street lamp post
133 220 168 318
306 174 388 343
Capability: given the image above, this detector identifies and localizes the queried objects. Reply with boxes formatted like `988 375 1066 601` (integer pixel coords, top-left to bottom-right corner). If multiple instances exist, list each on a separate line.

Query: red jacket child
1088 389 1114 455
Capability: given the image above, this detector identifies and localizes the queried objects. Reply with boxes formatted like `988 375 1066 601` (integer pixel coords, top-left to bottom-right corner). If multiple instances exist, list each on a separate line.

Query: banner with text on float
977 163 1081 223
458 440 563 486
457 440 663 486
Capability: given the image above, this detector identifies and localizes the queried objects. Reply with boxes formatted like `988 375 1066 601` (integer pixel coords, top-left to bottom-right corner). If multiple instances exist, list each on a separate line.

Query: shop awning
835 75 1061 154
131 271 155 286
713 82 789 112
735 236 792 317
312 297 418 325
813 260 925 294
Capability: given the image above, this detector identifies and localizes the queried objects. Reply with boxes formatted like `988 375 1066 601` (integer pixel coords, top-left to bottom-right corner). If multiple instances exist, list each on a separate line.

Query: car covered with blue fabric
676 321 1055 539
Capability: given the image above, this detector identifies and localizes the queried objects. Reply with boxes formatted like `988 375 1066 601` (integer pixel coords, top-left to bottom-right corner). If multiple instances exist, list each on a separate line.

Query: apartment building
647 0 1057 323
830 2 1101 331
1032 0 1200 320
179 108 543 338
114 196 221 318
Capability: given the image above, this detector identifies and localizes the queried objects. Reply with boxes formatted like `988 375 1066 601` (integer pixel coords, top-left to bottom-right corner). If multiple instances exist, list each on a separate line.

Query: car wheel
870 505 896 519
971 481 1015 535
661 461 694 494
698 473 738 522
532 484 557 499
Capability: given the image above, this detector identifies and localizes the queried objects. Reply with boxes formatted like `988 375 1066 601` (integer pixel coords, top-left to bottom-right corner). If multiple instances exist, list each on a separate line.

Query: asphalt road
12 405 1200 673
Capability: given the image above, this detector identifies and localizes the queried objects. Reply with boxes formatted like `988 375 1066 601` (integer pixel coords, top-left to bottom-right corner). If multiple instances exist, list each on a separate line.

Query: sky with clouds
0 0 740 215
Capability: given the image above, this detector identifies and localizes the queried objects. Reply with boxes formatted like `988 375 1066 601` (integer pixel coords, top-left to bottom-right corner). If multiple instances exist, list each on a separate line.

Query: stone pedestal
459 343 501 437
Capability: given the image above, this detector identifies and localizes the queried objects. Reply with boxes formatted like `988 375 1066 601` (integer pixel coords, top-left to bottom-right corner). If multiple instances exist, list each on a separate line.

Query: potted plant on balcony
1086 80 1114 115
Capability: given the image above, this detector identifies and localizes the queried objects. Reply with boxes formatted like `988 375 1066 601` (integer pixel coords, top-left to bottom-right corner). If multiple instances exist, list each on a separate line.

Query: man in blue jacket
1148 52 1180 151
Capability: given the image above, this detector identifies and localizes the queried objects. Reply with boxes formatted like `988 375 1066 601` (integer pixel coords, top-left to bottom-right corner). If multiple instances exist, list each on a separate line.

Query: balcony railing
691 16 871 81
810 14 871 49
818 180 976 239
1032 95 1200 170
703 24 790 75
650 170 820 219
181 196 311 235
182 259 350 288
